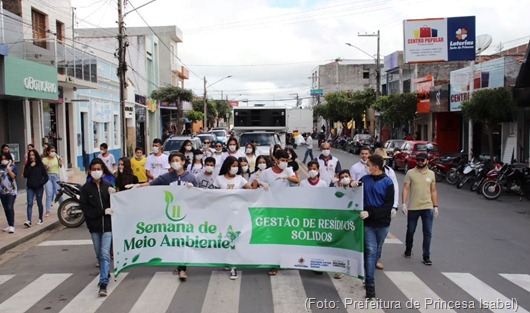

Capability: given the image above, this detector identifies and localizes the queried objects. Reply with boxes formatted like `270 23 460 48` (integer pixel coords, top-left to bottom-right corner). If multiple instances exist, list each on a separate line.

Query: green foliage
321 88 376 123
374 93 417 125
461 88 517 126
186 110 204 122
150 86 193 103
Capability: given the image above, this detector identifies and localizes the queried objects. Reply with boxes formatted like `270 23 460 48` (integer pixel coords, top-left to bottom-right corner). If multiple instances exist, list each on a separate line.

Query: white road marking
329 273 383 313
0 274 15 285
500 273 530 293
38 240 93 246
270 270 309 313
201 270 242 313
129 272 180 313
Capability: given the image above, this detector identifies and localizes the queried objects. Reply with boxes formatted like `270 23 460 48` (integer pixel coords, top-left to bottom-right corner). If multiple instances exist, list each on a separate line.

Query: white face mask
1 160 9 166
228 145 237 152
204 166 214 173
90 170 103 180
241 165 249 172
229 167 239 175
49 152 56 158
258 163 267 171
119 169 123 174
171 162 182 171
195 155 203 160
152 146 159 154
308 170 319 178
185 146 192 151
245 148 253 154
322 150 330 157
341 177 351 186
100 150 105 154
278 161 288 170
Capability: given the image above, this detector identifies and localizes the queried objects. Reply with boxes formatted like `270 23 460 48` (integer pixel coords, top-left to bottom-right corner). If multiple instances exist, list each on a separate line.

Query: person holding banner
79 158 114 297
249 155 269 189
258 149 299 188
359 154 395 299
300 160 328 187
316 142 342 186
126 152 197 281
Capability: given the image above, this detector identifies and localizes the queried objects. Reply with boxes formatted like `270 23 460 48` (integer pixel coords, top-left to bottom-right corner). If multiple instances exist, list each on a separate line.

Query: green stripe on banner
248 207 363 252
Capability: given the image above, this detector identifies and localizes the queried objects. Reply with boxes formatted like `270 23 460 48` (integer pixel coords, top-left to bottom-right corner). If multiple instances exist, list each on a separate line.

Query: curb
0 220 62 255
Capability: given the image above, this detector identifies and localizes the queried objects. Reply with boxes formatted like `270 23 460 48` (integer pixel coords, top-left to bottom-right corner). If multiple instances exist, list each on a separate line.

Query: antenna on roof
476 34 493 56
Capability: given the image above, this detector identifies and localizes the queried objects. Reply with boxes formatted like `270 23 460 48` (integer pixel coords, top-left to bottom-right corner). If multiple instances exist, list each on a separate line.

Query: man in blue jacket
360 154 395 299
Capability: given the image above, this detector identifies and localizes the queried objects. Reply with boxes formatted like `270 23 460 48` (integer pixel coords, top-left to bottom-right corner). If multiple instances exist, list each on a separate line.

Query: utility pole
117 0 128 156
358 30 380 136
203 76 207 130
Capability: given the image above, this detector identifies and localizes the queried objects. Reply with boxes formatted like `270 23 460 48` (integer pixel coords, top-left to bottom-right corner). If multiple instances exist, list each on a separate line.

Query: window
32 8 48 49
56 21 65 43
3 0 22 16
104 122 111 147
363 71 370 79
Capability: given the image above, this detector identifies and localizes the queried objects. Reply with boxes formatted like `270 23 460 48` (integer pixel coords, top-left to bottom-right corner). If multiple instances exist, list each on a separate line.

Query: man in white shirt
350 146 371 181
145 138 170 182
97 143 116 173
258 149 299 187
302 134 314 163
316 142 342 186
195 157 217 189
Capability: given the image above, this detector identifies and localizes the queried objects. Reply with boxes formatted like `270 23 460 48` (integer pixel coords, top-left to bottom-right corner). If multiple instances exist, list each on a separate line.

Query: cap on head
416 152 428 159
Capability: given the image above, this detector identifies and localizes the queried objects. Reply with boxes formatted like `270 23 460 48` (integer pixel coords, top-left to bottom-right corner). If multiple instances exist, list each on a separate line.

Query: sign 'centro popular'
23 77 57 93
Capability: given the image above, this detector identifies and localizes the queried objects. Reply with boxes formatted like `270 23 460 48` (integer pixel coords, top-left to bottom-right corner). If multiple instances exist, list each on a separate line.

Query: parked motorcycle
470 160 500 192
456 158 483 189
55 181 85 228
481 163 530 201
445 153 469 185
429 153 463 183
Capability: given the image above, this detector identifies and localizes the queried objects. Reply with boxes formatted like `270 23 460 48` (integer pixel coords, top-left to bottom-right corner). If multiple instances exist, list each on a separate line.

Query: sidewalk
0 170 87 255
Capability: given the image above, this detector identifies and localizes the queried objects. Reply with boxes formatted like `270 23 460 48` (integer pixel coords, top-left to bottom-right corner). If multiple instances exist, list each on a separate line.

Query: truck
286 107 314 134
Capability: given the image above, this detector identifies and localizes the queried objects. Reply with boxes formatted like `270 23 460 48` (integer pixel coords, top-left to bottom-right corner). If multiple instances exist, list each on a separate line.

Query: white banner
111 187 365 278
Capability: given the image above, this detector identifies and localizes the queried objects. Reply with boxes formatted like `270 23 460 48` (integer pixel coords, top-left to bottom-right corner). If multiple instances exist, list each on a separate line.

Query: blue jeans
0 194 16 227
303 148 314 163
45 173 63 212
405 209 434 258
364 225 389 286
91 232 112 285
27 187 44 223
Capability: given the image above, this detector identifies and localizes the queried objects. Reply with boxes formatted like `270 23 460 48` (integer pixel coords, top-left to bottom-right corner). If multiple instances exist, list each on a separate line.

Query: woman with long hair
23 149 48 226
116 157 138 191
43 145 63 217
285 147 301 186
243 143 257 173
179 139 195 164
249 155 269 189
1 152 18 233
188 149 204 176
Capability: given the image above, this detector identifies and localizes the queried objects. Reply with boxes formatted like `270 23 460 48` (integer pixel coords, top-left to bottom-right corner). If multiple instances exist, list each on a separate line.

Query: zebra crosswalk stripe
500 274 530 293
271 270 309 313
201 270 242 313
0 273 72 313
37 239 93 246
328 273 384 313
385 271 456 313
443 272 529 313
129 272 181 313
0 274 15 285
59 273 128 313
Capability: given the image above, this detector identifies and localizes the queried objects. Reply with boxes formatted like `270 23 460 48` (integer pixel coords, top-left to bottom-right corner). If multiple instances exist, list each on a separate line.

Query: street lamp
203 75 232 129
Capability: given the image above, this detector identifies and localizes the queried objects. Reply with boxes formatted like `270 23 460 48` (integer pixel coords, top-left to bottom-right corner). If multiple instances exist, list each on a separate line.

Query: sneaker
423 258 433 266
403 250 412 258
229 268 238 280
98 284 108 297
365 284 376 299
24 221 31 227
8 226 14 233
37 219 43 225
376 261 384 270
178 270 187 281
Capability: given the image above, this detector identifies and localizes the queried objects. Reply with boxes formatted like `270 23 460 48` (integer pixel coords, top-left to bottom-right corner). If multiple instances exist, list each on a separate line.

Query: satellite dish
476 34 493 55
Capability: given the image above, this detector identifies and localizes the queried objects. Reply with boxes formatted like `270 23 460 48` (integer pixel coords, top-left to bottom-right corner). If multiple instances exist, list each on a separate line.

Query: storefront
0 55 58 188
514 44 530 165
430 84 461 153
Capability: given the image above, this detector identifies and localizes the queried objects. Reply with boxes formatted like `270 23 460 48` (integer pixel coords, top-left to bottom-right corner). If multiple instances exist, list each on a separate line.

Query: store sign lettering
23 77 57 93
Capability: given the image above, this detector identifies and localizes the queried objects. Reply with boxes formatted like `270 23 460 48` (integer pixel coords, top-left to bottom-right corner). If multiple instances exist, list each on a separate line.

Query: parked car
392 141 440 172
162 136 202 155
209 130 229 145
351 134 375 154
383 140 406 159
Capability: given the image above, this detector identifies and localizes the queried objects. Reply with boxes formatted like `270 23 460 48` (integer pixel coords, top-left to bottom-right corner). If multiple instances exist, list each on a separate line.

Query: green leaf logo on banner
335 191 345 198
164 190 187 222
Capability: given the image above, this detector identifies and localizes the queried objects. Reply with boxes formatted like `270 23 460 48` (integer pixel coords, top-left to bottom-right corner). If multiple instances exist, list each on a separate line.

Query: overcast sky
71 0 530 107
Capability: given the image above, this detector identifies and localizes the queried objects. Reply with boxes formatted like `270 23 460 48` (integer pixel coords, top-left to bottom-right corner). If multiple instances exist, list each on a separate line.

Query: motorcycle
429 153 463 183
445 153 469 185
456 158 483 189
470 160 501 193
481 163 530 201
55 181 85 228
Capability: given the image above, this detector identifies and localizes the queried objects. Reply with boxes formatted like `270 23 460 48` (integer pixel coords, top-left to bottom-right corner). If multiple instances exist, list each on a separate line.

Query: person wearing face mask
1 152 18 233
79 158 114 297
42 145 63 217
249 155 269 189
243 144 257 173
179 140 195 164
86 158 116 187
350 146 372 181
127 152 197 281
316 142 342 187
258 149 299 188
358 154 395 300
214 156 252 280
97 143 116 173
1 144 16 161
188 149 204 176
211 141 227 175
286 147 301 187
336 170 361 188
115 157 138 191
23 150 49 227
300 161 328 187
237 157 251 180
224 137 244 161
131 147 147 183
195 157 217 189
145 138 170 182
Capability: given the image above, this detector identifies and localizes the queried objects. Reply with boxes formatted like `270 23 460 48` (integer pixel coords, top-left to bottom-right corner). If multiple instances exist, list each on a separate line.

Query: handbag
58 156 68 181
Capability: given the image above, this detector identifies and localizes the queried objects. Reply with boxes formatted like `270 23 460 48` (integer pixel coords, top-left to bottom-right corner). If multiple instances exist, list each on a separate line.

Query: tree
192 99 217 128
462 88 517 160
374 93 417 125
186 110 204 124
151 86 194 135
215 100 231 127
322 88 376 133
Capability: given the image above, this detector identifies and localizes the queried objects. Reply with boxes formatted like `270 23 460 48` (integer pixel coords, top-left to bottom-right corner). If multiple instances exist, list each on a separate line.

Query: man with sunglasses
401 152 439 266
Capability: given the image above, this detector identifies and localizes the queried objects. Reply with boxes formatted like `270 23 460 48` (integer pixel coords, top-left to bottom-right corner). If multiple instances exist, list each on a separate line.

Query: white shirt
214 175 248 189
316 155 341 186
97 153 116 173
145 153 170 181
384 165 399 208
195 172 217 189
259 167 295 187
245 154 257 173
212 151 226 174
300 178 328 187
223 150 244 163
188 162 204 176
350 161 369 181
305 136 313 148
